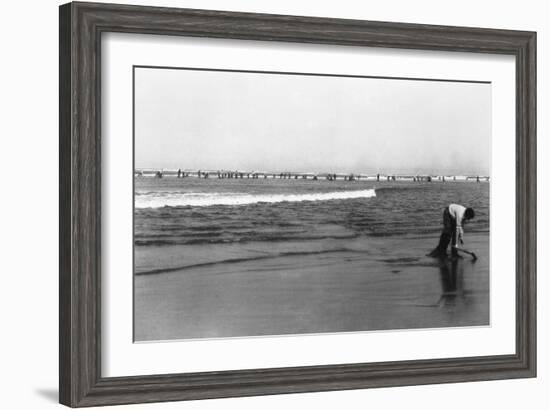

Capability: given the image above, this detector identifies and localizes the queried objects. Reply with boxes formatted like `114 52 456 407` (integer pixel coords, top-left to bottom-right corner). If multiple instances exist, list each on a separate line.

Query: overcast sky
135 67 491 175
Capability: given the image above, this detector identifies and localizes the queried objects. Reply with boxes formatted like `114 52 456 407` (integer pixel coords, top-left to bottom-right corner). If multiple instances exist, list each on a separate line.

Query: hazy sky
135 67 491 175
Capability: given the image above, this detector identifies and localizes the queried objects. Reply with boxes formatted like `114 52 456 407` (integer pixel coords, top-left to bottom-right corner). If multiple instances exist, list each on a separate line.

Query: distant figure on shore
429 204 475 258
177 169 181 178
155 170 163 178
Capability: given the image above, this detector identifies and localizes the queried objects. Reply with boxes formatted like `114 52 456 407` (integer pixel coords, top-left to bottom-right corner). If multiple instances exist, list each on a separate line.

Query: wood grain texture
59 1 537 407
59 3 73 405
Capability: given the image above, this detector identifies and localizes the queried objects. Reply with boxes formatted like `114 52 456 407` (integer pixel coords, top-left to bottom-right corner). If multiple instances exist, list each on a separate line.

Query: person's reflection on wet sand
436 258 465 307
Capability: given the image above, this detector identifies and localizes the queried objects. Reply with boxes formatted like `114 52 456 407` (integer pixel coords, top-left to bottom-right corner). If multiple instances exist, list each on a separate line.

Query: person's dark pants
429 208 458 257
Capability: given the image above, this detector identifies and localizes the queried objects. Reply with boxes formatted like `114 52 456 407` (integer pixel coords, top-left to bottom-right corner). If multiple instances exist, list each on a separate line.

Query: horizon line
134 168 490 178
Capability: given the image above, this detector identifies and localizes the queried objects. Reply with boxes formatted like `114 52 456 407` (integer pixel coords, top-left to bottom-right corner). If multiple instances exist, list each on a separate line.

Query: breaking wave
135 189 376 209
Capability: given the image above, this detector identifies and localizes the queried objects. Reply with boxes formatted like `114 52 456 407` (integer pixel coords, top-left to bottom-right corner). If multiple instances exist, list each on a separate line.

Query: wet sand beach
134 232 489 341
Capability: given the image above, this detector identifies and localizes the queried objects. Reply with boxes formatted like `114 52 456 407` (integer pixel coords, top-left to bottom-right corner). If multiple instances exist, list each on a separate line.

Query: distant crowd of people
136 169 488 183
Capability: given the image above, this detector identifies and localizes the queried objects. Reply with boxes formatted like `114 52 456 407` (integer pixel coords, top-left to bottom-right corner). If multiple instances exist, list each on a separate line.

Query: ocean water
134 177 490 340
134 177 489 250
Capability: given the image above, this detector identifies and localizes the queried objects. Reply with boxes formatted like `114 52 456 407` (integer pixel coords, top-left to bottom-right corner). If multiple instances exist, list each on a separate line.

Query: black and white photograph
133 66 491 342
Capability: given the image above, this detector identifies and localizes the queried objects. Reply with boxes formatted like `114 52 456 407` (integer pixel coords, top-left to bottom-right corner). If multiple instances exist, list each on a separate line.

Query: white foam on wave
135 189 376 208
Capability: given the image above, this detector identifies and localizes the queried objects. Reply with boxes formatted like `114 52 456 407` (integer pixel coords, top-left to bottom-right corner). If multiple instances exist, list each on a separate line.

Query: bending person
429 204 475 258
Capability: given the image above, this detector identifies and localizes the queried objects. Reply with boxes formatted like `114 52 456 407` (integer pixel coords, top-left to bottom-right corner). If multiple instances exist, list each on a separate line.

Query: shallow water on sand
134 180 490 341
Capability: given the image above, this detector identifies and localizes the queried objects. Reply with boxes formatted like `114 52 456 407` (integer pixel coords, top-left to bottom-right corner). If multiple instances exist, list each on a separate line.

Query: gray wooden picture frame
59 1 536 407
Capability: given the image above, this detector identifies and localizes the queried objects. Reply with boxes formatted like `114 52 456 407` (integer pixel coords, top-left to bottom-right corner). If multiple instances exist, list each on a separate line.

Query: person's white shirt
448 203 467 242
